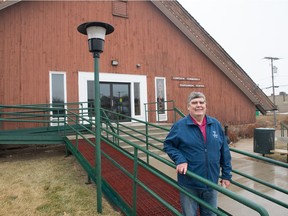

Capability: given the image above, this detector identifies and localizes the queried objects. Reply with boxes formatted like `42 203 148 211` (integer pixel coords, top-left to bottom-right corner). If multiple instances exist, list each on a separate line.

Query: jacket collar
185 114 214 125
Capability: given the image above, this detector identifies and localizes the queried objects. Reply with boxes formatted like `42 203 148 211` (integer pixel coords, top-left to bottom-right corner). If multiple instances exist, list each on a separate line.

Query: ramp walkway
68 138 181 215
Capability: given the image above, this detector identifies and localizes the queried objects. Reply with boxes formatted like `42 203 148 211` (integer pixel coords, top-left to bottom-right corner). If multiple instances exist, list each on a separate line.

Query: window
155 77 167 121
50 72 66 117
155 78 165 114
134 82 140 115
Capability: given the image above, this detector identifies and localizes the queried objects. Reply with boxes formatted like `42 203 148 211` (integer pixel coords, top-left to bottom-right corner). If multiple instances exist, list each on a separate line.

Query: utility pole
264 57 280 128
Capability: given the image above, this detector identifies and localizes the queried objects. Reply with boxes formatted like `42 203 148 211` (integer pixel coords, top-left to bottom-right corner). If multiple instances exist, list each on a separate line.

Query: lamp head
77 22 114 53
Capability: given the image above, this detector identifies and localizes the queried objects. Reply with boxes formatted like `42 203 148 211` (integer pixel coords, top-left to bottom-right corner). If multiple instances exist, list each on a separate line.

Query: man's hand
220 179 231 188
176 163 188 174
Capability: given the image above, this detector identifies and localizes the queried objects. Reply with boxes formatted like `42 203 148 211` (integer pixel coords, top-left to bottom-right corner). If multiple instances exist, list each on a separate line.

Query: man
164 92 232 216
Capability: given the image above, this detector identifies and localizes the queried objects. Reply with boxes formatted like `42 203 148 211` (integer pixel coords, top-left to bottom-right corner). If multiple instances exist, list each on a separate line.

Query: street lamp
77 21 114 213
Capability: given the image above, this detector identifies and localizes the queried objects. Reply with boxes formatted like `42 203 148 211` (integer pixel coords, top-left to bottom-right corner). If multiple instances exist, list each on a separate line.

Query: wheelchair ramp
69 138 182 215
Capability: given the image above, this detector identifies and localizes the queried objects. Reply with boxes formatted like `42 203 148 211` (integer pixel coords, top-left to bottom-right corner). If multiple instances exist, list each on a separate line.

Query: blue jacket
163 115 232 189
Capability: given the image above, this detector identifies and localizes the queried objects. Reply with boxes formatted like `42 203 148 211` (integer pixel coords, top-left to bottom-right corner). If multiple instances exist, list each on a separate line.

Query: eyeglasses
190 100 206 105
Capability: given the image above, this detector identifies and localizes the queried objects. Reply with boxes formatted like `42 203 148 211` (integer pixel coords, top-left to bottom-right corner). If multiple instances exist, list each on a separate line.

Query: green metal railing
65 108 269 215
0 102 92 142
144 100 185 123
142 105 288 212
1 103 287 215
71 108 275 215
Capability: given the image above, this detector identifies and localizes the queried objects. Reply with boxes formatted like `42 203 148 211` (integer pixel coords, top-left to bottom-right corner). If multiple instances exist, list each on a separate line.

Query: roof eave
0 0 21 11
151 0 276 112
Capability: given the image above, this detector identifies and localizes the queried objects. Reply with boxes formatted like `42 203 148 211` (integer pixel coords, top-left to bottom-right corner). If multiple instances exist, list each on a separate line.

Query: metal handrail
99 108 286 214
97 125 269 215
67 107 271 215
2 103 287 215
144 100 184 123
230 147 288 169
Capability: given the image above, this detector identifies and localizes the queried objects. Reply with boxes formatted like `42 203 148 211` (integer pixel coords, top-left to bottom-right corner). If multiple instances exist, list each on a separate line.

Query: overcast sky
177 0 288 96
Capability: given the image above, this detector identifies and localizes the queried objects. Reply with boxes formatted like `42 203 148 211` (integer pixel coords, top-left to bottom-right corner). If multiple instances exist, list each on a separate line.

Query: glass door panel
100 83 111 110
88 81 131 121
112 83 131 121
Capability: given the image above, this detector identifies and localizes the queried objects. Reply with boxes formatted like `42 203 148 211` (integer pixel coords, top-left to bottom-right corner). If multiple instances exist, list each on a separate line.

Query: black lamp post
77 21 114 213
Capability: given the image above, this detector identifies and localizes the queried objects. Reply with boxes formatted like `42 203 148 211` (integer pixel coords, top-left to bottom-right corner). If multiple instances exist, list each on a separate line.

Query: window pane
112 83 130 118
52 74 64 103
156 79 165 114
100 83 111 110
51 74 65 115
134 83 140 115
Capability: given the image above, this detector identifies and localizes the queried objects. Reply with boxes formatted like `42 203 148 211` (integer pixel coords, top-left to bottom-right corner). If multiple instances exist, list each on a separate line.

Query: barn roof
0 0 20 10
0 0 276 114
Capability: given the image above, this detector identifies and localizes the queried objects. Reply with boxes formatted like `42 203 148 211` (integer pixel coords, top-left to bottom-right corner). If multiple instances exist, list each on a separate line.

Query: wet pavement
152 135 288 216
221 138 288 216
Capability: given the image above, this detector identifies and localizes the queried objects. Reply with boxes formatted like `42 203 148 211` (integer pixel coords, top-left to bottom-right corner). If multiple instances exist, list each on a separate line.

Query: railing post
145 123 149 164
116 115 120 146
74 115 79 150
132 148 139 215
80 103 83 124
85 175 92 185
57 108 60 133
64 112 67 137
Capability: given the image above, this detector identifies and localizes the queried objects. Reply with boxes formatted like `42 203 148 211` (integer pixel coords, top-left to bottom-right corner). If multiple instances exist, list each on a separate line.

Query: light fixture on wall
111 60 119 66
77 21 114 214
136 63 141 68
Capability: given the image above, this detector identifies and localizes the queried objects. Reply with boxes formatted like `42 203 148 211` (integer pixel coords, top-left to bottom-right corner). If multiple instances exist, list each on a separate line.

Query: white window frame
49 71 67 126
155 77 167 121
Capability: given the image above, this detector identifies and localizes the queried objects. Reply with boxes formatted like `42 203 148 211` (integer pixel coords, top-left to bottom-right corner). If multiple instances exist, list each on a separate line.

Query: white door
78 72 148 122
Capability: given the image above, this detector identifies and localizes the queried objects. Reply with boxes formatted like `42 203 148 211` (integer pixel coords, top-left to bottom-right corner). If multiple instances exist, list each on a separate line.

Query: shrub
226 114 287 142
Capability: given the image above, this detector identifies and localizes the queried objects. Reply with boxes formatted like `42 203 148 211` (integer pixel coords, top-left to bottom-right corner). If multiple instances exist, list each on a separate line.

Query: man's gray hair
187 92 206 104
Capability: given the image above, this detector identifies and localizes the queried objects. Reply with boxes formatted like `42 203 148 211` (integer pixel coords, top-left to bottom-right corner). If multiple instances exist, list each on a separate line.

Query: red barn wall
0 1 255 125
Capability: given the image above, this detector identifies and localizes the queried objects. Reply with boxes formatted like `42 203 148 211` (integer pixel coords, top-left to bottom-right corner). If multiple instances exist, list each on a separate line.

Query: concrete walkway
221 138 288 216
152 136 288 216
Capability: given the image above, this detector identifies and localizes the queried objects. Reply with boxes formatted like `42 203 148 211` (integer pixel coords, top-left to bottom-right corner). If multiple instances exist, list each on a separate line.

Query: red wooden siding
0 1 255 125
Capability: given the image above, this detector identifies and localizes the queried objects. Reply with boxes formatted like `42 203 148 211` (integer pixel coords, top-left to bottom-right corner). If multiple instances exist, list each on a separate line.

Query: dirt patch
0 145 121 216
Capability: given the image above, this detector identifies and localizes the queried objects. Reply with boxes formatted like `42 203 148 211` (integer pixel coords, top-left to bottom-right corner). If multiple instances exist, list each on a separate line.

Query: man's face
188 97 207 118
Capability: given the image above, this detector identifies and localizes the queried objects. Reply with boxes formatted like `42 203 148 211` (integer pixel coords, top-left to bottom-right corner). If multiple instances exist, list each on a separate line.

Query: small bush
282 116 288 125
226 113 287 142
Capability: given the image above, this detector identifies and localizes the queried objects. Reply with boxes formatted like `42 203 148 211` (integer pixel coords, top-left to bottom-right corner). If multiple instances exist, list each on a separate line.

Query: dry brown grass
227 113 288 142
0 145 121 216
227 113 288 163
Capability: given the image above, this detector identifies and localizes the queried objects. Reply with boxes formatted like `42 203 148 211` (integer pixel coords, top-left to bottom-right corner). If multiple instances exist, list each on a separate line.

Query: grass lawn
0 145 121 216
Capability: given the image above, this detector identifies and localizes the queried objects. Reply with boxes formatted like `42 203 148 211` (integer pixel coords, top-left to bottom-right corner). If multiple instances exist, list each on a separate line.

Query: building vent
112 0 128 18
